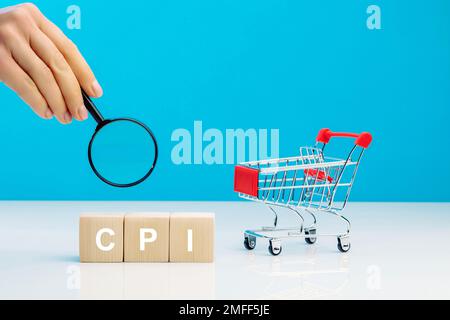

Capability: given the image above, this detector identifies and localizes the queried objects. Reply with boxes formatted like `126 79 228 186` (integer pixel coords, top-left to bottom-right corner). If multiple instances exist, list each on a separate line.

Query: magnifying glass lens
89 120 157 186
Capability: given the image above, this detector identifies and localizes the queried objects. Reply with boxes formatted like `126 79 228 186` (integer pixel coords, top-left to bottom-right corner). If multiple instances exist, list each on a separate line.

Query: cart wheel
268 240 282 256
337 237 351 253
244 236 256 250
305 228 317 245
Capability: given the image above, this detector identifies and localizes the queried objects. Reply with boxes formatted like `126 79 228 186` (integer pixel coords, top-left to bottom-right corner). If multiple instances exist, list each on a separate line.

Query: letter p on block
124 213 170 262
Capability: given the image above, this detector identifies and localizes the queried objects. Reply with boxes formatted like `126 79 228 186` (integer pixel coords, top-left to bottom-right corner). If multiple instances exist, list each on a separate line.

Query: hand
0 3 102 124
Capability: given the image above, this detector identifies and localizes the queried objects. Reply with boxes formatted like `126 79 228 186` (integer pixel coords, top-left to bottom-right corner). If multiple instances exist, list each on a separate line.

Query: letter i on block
79 213 125 263
170 213 215 263
124 213 170 262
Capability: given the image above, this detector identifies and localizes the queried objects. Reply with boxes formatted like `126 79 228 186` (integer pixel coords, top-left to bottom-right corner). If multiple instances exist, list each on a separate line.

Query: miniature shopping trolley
234 128 372 255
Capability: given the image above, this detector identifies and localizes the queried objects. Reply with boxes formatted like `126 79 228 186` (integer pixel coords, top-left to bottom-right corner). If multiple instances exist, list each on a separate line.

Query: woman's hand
0 3 102 124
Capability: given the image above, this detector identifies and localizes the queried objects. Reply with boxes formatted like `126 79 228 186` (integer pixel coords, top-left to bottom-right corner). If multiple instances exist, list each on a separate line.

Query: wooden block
79 213 124 263
170 213 215 263
124 213 170 262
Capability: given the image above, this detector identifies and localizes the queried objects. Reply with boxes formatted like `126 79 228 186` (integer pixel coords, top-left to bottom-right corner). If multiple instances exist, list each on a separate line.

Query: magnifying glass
82 91 158 188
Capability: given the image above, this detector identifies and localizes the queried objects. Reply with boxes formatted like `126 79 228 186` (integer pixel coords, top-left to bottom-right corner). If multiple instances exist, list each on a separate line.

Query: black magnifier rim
88 118 158 188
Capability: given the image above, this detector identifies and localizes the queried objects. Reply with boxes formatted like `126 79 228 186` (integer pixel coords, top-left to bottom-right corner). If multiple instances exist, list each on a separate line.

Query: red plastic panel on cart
234 166 259 197
304 169 333 183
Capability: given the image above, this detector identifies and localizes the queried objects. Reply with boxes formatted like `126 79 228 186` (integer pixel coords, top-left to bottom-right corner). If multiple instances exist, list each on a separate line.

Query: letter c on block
96 228 115 252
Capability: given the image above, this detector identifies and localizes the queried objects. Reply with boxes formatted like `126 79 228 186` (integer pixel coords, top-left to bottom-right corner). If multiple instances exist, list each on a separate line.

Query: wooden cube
169 213 215 263
124 213 170 262
79 213 125 263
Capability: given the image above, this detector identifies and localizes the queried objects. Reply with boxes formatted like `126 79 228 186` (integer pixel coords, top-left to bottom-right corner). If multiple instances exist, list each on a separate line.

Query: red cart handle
316 128 373 149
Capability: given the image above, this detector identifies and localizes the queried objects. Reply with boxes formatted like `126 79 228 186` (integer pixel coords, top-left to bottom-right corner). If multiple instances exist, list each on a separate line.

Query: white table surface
0 201 449 300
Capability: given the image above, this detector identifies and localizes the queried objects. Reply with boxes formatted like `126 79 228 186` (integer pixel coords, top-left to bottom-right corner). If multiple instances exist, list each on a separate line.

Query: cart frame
234 128 372 255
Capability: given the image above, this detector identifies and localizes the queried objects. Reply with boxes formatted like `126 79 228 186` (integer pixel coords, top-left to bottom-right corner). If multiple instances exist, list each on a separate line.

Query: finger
30 29 88 121
28 7 102 98
0 49 53 119
9 38 72 124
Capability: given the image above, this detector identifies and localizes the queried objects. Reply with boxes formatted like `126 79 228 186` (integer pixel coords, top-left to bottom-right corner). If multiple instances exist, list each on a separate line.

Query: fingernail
91 80 103 97
44 109 53 119
63 112 72 124
78 106 88 121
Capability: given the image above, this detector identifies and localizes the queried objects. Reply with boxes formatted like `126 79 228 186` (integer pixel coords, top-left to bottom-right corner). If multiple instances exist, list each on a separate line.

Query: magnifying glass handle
82 90 105 124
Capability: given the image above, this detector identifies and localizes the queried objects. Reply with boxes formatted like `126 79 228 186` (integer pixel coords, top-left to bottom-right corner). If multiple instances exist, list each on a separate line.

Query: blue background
0 0 449 201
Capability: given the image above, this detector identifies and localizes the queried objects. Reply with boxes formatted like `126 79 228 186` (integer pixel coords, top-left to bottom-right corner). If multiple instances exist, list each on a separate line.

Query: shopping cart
234 128 372 255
